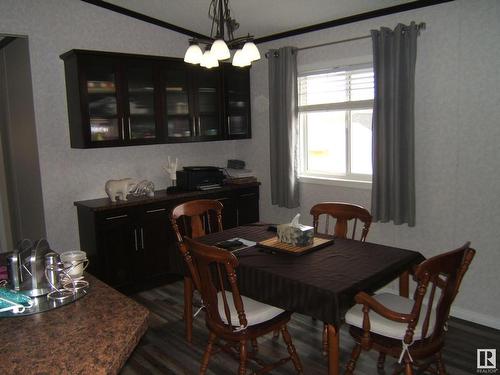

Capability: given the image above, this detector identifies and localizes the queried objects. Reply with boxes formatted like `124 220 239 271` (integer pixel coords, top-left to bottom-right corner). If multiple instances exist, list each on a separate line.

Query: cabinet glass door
126 63 157 140
86 64 120 142
196 69 220 138
224 66 250 138
227 92 249 135
164 65 192 139
227 114 248 135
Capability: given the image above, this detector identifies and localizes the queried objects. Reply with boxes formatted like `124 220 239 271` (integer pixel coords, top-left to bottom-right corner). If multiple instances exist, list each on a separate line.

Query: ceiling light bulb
211 39 230 60
232 49 244 67
201 50 219 69
242 41 261 62
208 54 220 68
232 49 251 67
200 50 211 68
184 44 203 64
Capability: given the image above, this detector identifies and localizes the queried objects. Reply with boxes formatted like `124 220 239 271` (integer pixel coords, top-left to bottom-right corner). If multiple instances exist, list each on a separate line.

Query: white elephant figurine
105 178 137 202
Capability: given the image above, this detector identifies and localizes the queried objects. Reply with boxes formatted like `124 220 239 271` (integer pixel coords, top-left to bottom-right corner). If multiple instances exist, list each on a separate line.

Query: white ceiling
104 0 416 39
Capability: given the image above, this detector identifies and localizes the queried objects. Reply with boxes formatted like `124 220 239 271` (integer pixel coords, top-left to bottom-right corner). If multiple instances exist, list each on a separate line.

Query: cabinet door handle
146 208 166 214
121 117 125 140
192 116 196 136
140 228 144 250
197 117 201 136
240 193 256 198
127 117 132 138
227 116 231 134
105 214 128 220
134 229 138 251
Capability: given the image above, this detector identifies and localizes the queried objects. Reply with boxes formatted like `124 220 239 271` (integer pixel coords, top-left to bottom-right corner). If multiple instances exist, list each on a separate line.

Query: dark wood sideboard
74 183 259 293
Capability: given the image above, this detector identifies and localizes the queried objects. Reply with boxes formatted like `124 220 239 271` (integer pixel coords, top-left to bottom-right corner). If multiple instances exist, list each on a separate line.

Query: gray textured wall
236 0 500 328
0 0 240 253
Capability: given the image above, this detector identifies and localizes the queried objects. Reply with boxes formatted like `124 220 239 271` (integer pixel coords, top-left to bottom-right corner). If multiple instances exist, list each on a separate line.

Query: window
298 64 374 184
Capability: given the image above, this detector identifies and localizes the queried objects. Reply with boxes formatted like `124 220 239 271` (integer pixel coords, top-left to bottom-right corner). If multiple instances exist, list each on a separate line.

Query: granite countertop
0 274 149 375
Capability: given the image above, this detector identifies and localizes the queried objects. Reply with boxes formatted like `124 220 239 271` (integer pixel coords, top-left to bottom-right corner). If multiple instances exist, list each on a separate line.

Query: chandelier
183 0 260 68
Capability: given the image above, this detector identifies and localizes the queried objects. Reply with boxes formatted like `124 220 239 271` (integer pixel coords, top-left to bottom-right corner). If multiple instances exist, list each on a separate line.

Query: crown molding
254 0 454 44
80 0 211 40
80 0 455 45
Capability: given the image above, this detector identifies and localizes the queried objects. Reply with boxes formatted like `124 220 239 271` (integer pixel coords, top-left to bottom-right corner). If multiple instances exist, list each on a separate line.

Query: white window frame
298 63 374 189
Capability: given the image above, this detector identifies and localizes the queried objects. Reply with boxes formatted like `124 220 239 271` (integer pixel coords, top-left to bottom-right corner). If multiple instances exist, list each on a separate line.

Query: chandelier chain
184 0 260 68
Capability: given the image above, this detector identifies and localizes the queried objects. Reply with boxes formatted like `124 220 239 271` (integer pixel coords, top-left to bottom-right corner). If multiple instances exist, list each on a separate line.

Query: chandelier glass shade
183 0 260 68
210 39 231 60
200 49 219 68
184 43 203 64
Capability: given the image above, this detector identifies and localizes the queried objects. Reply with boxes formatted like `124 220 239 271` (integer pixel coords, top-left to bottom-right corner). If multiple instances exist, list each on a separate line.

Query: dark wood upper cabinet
61 51 161 148
61 50 251 148
123 59 161 143
195 67 223 140
161 61 222 143
223 64 251 139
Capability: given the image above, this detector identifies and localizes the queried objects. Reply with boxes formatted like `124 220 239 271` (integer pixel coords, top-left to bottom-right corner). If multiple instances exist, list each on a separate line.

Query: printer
176 166 224 191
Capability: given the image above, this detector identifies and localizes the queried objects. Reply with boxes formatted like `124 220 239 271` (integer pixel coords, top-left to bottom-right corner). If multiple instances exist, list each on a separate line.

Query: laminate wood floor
122 281 500 374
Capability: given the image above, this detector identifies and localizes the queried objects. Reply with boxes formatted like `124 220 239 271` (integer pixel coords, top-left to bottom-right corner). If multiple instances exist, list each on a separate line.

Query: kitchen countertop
0 274 149 375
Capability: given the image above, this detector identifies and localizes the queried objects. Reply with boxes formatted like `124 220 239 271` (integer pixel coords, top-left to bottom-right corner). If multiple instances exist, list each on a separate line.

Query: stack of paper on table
224 169 257 184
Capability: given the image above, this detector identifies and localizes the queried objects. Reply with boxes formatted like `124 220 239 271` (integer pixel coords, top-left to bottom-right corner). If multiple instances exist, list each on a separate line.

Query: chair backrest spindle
411 243 475 342
310 202 372 241
170 199 224 291
184 237 249 334
171 199 223 240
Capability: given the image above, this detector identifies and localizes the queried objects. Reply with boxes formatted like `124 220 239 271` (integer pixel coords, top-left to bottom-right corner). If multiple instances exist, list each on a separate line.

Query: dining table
180 224 425 375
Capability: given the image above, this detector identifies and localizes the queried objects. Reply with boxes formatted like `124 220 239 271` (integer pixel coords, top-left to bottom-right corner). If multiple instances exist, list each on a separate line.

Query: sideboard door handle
146 208 166 214
140 228 144 250
105 214 128 220
134 229 138 251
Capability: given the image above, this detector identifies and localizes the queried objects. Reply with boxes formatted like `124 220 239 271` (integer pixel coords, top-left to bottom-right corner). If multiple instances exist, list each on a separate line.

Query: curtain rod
265 22 425 57
297 35 371 52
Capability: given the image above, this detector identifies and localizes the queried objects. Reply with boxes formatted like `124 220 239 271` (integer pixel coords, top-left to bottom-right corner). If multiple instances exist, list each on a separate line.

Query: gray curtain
268 47 299 208
371 23 418 226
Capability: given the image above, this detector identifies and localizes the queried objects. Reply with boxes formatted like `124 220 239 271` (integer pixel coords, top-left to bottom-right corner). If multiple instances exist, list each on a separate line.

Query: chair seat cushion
218 292 285 327
345 293 436 340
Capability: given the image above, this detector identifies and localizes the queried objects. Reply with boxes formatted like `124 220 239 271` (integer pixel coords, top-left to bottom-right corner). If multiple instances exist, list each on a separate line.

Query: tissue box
277 224 314 247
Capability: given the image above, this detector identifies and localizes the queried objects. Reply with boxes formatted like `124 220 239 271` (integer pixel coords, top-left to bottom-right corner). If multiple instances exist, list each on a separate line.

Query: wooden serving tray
257 236 334 256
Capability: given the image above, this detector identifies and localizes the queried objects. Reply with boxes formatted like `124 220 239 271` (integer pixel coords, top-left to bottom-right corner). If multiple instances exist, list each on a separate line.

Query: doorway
0 35 46 253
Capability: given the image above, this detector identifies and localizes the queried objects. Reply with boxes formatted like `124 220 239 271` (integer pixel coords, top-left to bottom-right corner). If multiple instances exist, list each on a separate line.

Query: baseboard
449 305 500 331
376 286 500 331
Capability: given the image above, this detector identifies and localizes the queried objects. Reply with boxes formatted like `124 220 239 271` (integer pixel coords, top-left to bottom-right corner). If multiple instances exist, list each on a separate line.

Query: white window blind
298 64 374 183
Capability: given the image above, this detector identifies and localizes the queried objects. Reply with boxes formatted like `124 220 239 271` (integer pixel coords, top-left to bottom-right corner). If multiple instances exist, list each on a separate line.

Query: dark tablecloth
189 225 425 326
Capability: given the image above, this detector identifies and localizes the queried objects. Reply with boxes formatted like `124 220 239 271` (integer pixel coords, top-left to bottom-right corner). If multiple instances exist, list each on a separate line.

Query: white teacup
60 251 88 278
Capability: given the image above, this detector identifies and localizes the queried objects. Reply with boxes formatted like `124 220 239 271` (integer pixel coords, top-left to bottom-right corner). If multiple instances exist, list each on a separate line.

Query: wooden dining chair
310 202 373 354
183 236 303 375
170 199 224 343
310 202 372 241
343 242 475 375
